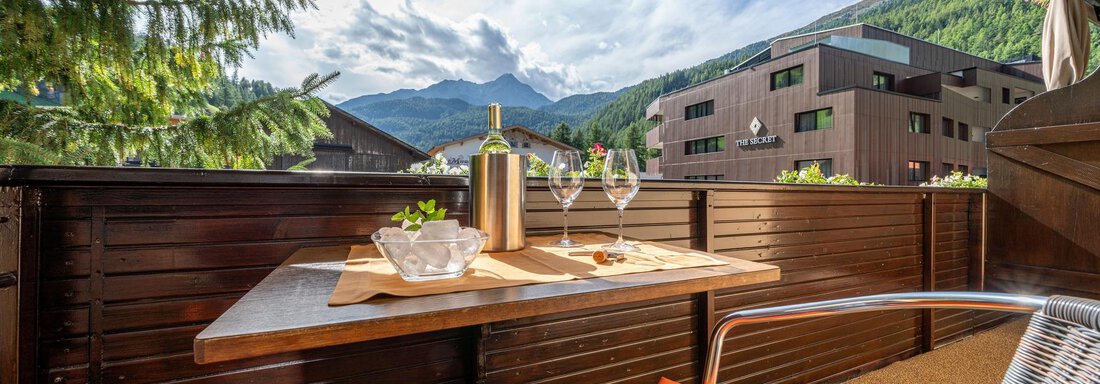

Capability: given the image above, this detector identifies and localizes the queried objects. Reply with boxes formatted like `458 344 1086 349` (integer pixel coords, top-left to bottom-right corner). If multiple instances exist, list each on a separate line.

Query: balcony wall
0 166 993 384
646 124 662 149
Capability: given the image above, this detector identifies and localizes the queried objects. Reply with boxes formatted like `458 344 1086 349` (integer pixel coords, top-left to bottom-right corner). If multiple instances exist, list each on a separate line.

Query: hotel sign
736 135 778 147
737 117 778 148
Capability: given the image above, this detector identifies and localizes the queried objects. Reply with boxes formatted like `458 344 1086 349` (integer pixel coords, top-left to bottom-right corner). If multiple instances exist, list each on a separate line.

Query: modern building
427 125 577 165
272 103 429 172
645 24 1045 185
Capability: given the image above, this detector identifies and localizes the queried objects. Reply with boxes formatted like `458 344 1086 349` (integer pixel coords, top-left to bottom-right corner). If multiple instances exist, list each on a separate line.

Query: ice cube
401 254 422 274
455 228 484 258
419 220 460 240
377 227 411 261
412 242 450 269
446 244 466 271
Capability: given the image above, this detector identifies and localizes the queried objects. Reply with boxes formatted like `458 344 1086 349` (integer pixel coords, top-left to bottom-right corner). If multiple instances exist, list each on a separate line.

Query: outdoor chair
675 292 1100 384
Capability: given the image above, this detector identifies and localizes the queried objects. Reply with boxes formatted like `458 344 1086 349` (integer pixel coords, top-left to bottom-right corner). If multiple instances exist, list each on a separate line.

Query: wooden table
193 235 779 366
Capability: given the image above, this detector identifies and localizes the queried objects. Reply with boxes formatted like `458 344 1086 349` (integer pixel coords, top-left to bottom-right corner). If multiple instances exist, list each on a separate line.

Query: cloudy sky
238 0 857 103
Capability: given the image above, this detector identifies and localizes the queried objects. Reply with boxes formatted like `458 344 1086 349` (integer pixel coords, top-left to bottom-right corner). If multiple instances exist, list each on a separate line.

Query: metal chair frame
699 291 1100 384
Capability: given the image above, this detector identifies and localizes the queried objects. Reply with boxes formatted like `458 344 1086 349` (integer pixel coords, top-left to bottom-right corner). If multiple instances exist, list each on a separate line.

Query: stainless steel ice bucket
469 153 527 252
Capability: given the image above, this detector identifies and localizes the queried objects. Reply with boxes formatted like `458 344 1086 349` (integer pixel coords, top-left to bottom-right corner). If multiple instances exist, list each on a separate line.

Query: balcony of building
4 81 1098 382
4 11 1100 384
646 98 662 121
646 123 662 149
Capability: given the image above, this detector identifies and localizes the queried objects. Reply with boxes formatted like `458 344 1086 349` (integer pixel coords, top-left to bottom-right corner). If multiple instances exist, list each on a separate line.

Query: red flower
591 143 607 156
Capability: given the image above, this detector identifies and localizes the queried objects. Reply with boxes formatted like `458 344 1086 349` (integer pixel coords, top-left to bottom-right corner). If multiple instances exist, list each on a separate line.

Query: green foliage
921 171 988 188
549 122 573 147
391 199 447 231
775 162 869 185
0 0 318 125
526 153 550 177
0 72 337 168
583 143 608 178
0 0 334 168
538 89 626 117
288 156 317 171
204 75 278 112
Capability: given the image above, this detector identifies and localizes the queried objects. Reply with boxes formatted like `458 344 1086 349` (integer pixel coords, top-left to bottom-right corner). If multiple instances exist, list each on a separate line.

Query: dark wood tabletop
192 235 779 364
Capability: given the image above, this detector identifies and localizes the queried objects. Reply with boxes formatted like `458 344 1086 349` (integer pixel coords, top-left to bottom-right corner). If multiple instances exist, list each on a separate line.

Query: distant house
272 103 429 172
427 125 576 165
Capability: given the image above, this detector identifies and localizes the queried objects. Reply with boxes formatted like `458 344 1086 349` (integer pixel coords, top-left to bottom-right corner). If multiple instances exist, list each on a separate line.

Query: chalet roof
324 102 429 160
427 125 577 156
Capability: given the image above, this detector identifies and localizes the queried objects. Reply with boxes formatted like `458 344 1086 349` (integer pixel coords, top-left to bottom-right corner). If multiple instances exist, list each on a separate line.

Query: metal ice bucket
469 153 527 252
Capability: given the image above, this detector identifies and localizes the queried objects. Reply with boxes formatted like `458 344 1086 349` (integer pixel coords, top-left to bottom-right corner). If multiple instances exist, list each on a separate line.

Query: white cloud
239 0 857 102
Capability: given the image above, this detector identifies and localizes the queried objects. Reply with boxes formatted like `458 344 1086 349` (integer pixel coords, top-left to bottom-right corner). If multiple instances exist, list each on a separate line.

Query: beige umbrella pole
1042 0 1100 90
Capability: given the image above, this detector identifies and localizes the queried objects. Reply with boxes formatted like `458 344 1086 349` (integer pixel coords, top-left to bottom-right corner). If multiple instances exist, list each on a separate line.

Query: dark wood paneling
271 104 430 173
986 75 1100 300
1 188 21 384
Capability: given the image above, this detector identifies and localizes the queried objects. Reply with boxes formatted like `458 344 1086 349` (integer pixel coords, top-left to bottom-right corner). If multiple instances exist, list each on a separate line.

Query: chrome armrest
701 292 1047 384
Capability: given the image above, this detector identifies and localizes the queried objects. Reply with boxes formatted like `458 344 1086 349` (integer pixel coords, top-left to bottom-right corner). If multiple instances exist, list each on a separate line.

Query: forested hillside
346 91 628 150
581 0 1099 162
361 103 590 150
203 75 277 111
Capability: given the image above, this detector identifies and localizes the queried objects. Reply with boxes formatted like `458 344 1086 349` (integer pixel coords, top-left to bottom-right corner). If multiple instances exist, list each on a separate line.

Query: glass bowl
370 227 488 282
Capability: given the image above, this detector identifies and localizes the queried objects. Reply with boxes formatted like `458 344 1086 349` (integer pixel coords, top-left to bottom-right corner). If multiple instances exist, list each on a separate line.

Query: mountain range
335 0 1083 153
337 77 625 150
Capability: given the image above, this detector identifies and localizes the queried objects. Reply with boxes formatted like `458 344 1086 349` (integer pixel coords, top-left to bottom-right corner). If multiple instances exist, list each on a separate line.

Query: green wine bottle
478 103 512 154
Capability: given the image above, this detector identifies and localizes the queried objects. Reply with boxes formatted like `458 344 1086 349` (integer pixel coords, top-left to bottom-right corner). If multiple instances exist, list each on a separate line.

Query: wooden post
0 188 20 384
921 192 937 352
89 207 106 383
695 290 716 381
696 190 715 253
967 193 987 292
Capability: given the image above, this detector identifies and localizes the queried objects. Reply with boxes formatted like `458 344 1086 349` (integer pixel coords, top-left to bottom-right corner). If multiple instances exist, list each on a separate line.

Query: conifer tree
549 122 573 147
0 0 337 168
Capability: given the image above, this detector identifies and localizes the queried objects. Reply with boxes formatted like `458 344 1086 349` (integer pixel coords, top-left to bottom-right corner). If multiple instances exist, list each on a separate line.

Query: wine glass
601 149 640 252
548 150 585 247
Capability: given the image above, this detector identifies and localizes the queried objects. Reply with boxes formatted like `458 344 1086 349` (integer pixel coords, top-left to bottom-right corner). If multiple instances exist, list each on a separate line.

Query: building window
685 136 726 155
685 100 714 120
958 122 970 141
795 108 833 132
908 113 930 134
942 117 954 138
943 163 954 176
771 65 804 90
1002 87 1011 104
1014 96 1029 104
522 142 530 148
796 159 833 176
685 175 722 181
908 161 929 182
959 165 969 174
872 72 895 91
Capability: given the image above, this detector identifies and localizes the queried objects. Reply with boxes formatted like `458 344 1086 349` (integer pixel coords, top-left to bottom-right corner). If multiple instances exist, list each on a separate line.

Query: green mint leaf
428 209 444 221
390 211 405 222
417 201 428 212
424 199 436 212
408 211 423 223
405 224 421 231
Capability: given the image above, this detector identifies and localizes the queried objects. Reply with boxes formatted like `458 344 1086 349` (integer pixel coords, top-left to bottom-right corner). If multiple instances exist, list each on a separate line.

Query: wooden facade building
646 24 1046 185
272 103 429 172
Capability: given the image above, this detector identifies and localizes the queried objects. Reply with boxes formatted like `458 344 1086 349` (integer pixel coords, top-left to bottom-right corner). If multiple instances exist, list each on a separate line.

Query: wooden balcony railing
1 166 995 383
